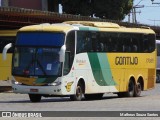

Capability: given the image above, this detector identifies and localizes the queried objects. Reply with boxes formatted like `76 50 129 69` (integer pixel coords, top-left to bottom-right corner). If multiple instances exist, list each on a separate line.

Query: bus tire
84 93 103 100
125 80 135 97
134 82 142 97
29 94 41 102
70 83 83 101
117 92 125 98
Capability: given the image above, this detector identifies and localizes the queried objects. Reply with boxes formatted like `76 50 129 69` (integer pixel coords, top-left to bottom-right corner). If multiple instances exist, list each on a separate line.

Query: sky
59 1 160 26
60 0 160 26
123 0 160 26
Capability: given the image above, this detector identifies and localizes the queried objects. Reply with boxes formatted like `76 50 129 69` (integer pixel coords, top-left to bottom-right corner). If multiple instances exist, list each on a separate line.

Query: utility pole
1 0 9 7
42 0 48 11
129 5 144 24
149 0 160 26
148 19 160 26
128 0 145 24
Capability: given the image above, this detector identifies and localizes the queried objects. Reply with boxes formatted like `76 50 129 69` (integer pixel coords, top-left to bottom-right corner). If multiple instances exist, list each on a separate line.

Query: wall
9 0 42 10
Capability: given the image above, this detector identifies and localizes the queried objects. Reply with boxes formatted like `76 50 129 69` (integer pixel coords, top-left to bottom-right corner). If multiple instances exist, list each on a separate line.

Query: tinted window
77 31 92 53
13 47 62 76
63 31 75 75
157 44 160 56
16 32 65 47
76 31 155 53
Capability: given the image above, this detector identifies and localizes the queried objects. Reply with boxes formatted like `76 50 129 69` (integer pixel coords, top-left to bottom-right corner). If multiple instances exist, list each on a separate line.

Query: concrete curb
0 86 12 92
0 80 12 92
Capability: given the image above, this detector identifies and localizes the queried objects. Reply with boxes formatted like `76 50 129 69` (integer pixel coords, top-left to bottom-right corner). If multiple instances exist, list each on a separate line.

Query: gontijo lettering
115 56 138 65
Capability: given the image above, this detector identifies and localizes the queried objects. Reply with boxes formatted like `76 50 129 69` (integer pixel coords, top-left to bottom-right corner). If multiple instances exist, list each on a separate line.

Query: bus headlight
11 79 22 85
15 82 22 85
11 79 16 84
48 82 61 86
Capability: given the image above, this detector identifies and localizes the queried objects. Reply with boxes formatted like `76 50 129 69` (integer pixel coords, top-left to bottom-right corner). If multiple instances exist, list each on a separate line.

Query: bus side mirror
3 43 12 60
59 45 66 62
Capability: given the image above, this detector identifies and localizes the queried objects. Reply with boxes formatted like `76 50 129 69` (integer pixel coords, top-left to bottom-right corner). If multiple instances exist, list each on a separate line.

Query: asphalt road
0 84 160 120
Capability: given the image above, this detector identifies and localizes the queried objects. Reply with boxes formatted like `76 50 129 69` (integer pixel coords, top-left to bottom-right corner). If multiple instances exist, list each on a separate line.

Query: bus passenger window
106 38 112 52
143 39 149 52
64 31 75 75
131 45 138 52
85 37 92 52
63 52 70 75
157 44 160 56
99 43 104 51
148 34 155 52
77 31 90 53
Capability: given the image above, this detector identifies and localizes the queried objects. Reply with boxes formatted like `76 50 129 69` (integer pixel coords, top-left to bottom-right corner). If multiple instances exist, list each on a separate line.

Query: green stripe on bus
97 53 116 85
88 53 116 86
79 27 98 31
35 78 46 84
36 77 57 84
44 77 57 83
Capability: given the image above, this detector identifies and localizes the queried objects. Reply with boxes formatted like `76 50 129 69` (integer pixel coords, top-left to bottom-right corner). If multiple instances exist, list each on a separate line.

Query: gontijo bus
3 21 156 102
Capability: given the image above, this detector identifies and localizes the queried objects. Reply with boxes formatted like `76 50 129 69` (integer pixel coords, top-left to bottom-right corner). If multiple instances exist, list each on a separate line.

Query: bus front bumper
12 84 62 95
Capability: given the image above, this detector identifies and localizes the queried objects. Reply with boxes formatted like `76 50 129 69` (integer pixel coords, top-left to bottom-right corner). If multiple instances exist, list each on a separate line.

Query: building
0 0 160 38
0 0 59 12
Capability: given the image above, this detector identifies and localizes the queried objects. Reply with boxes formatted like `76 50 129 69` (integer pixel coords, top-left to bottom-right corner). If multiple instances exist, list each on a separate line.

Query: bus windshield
12 32 65 77
13 47 61 76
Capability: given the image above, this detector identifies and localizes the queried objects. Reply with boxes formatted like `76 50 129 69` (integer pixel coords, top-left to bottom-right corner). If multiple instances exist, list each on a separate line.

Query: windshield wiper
24 59 47 76
36 59 47 75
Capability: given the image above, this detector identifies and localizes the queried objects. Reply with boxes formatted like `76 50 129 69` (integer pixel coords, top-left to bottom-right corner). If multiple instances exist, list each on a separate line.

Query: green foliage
61 0 93 16
61 0 133 20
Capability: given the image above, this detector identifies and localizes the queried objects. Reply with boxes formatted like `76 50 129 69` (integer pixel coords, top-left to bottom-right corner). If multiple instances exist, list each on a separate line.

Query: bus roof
64 21 120 28
19 23 75 33
18 21 155 34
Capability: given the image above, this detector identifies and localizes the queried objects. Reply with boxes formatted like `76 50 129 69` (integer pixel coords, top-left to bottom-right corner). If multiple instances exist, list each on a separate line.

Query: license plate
30 89 38 92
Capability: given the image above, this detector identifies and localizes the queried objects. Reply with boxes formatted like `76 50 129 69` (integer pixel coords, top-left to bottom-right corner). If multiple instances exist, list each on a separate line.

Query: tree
61 0 133 20
48 0 61 12
61 0 93 16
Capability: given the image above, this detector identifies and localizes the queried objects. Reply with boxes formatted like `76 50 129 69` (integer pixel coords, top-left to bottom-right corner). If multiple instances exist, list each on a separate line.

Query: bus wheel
70 83 83 101
29 94 41 102
117 92 125 98
134 82 142 97
85 93 103 100
125 80 135 97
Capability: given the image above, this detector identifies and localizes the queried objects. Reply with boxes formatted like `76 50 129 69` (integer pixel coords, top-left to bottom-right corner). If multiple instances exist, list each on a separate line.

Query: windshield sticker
47 64 52 70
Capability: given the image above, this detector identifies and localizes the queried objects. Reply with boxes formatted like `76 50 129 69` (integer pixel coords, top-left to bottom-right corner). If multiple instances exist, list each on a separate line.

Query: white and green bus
3 21 156 102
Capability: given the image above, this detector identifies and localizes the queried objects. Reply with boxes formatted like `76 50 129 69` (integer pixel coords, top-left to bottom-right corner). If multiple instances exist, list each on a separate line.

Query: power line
151 0 160 5
148 19 160 26
135 0 144 6
129 0 160 24
145 5 160 7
